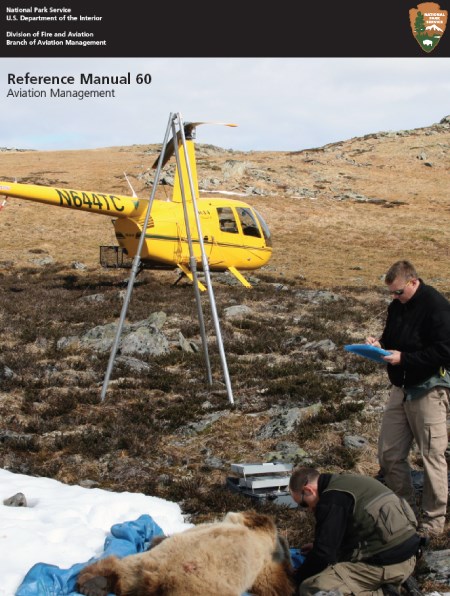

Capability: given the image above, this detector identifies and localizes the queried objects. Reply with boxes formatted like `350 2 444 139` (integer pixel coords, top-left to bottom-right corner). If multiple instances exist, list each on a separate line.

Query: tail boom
0 181 146 218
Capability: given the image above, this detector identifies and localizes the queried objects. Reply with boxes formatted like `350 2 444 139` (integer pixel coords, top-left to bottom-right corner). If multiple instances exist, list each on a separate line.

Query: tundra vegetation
1 116 450 591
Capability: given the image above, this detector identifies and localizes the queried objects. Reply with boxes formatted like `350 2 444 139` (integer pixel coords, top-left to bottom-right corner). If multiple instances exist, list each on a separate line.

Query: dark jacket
294 474 420 586
379 281 450 388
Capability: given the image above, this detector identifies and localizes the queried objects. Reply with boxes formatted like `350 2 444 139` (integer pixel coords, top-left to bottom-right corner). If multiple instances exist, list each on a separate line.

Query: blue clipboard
344 344 391 364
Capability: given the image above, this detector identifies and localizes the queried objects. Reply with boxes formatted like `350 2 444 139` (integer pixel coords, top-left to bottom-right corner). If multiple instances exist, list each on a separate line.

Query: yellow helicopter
0 121 272 289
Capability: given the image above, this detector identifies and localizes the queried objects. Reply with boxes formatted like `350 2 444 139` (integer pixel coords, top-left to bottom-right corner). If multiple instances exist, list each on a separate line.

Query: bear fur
76 509 295 596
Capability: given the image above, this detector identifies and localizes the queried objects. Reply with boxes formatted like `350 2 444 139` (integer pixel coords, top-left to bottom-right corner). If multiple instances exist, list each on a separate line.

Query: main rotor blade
151 121 237 170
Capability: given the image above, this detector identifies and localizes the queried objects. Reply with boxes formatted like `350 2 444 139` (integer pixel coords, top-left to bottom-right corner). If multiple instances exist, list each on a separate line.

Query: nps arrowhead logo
409 2 448 53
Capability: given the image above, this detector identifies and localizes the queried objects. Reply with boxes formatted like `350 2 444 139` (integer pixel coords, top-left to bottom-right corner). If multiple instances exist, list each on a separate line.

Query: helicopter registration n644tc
0 121 272 288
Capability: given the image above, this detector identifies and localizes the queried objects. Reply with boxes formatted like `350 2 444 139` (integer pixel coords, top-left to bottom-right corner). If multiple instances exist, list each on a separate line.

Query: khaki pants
299 555 416 596
378 385 449 533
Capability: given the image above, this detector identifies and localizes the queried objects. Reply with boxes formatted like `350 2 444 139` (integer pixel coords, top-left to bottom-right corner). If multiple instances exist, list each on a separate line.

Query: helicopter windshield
253 208 272 247
236 207 261 238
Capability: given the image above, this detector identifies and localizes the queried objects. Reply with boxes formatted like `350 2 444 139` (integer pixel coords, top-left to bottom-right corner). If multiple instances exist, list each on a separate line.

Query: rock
343 435 369 450
78 479 100 488
295 290 342 304
3 492 27 507
72 261 87 270
120 326 169 357
0 431 37 450
223 305 253 319
222 160 248 179
256 404 322 439
29 256 54 266
178 332 200 353
180 412 227 436
322 371 360 382
0 363 15 379
80 293 105 303
58 313 170 356
422 549 450 584
204 455 225 469
115 356 152 373
77 322 119 352
266 441 309 463
146 311 167 330
303 339 337 353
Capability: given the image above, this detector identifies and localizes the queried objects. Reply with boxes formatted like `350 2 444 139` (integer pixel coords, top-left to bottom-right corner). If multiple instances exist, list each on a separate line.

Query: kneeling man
289 467 420 596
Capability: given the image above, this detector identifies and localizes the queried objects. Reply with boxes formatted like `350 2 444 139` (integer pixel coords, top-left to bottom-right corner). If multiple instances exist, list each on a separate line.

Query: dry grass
1 119 449 288
0 119 450 587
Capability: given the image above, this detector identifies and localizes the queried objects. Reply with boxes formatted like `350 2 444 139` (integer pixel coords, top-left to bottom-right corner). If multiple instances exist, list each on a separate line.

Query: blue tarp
16 514 164 595
16 514 304 596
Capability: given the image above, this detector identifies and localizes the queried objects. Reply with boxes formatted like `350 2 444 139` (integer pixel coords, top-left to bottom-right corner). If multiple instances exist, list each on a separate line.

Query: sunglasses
296 493 306 509
296 486 309 509
389 280 413 296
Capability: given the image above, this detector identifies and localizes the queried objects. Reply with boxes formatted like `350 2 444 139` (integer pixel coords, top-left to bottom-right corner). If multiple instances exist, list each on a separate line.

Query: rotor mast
172 126 199 203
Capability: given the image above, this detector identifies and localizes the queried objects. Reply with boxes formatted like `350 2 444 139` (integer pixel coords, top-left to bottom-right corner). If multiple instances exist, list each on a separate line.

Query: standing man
289 467 420 596
366 260 450 536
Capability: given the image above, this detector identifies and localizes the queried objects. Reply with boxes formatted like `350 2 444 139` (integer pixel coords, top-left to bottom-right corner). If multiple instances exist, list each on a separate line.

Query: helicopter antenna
123 172 137 197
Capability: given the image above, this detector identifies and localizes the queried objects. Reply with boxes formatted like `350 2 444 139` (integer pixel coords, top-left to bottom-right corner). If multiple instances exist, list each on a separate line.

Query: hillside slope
0 117 450 591
1 115 449 287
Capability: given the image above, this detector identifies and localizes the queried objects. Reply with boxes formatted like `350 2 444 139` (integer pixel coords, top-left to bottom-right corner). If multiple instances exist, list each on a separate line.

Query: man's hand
300 543 313 554
366 336 381 348
383 350 402 365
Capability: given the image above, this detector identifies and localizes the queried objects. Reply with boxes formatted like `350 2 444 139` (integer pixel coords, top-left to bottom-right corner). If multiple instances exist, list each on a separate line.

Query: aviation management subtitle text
6 72 152 100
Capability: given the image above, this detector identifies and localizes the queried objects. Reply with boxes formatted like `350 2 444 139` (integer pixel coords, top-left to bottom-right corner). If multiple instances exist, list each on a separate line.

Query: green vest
323 475 417 562
405 368 450 401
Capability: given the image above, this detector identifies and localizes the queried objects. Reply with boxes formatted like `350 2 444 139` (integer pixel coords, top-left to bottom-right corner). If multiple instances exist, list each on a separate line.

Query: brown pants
299 555 416 596
378 385 449 533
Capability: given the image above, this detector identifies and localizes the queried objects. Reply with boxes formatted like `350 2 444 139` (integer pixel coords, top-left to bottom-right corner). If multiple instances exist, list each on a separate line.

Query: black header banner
1 0 450 58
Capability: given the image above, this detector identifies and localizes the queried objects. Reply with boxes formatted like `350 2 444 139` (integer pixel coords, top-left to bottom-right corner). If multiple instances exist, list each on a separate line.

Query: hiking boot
401 576 423 596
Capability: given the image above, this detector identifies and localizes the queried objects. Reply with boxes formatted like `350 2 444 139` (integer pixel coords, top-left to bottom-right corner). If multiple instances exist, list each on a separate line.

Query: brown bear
76 510 295 596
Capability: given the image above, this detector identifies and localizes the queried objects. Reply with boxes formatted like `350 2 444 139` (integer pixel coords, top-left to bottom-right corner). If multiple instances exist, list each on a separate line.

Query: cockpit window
236 207 261 238
217 207 238 233
253 209 272 247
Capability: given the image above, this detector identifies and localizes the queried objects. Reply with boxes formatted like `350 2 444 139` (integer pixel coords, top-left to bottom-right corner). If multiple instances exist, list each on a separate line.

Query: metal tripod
100 112 234 404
